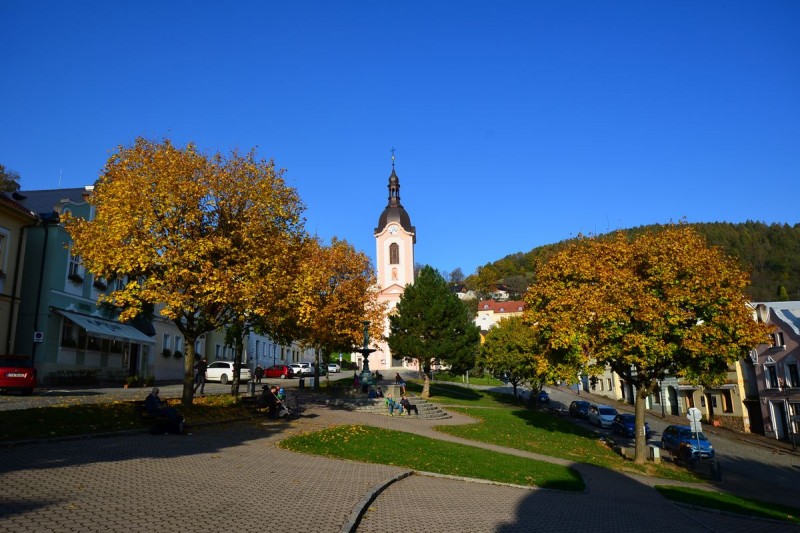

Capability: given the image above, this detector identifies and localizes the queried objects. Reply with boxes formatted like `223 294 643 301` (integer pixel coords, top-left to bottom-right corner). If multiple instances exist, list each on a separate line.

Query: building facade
12 187 157 384
749 302 800 444
0 193 38 358
371 162 415 371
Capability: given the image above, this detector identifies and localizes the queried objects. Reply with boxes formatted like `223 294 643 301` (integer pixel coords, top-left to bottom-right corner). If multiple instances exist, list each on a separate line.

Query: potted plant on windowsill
173 350 183 360
93 279 107 290
162 348 172 358
68 273 84 285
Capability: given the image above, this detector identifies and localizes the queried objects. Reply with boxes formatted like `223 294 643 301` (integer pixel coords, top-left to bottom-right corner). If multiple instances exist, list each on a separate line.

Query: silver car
289 363 314 377
205 361 252 384
587 404 618 428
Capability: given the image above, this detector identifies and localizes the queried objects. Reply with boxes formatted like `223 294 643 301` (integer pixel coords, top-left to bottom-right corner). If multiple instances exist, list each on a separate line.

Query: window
68 252 81 278
61 320 77 347
787 362 800 388
765 364 779 388
607 378 612 391
215 344 222 359
721 390 733 413
115 276 126 291
175 336 183 354
162 334 171 352
771 332 785 348
0 231 7 275
389 243 399 265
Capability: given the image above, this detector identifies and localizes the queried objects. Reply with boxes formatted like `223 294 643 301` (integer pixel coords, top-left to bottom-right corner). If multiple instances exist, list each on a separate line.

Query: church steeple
375 158 415 242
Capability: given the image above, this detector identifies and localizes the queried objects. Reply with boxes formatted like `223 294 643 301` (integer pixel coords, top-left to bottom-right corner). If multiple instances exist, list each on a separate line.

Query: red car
263 364 294 379
0 356 36 395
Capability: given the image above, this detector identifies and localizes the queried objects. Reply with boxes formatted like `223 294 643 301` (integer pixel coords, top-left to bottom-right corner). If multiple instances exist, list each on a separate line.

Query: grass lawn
431 371 505 387
403 381 700 482
280 424 585 492
655 486 800 524
0 394 244 442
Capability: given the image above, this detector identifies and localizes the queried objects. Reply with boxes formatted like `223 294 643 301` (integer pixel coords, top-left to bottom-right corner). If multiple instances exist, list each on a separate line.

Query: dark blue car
611 413 652 438
568 400 591 418
536 390 550 405
661 425 715 461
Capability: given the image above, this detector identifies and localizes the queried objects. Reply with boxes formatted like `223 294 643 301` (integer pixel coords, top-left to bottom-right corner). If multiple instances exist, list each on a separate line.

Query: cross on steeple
390 147 396 169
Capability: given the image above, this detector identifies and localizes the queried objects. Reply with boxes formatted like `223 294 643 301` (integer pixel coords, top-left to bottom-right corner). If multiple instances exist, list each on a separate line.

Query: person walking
255 365 264 384
193 357 208 395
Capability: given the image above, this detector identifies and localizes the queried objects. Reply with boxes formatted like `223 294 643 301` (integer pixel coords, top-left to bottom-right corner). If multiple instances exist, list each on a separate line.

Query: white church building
365 159 416 371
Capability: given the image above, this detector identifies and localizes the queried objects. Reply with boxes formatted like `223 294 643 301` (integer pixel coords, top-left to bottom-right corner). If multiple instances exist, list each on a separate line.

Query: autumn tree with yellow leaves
289 237 385 388
525 224 770 463
478 315 575 399
65 138 306 405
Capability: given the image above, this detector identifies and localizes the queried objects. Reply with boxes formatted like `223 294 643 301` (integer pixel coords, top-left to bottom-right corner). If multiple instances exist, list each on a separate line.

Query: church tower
372 155 415 369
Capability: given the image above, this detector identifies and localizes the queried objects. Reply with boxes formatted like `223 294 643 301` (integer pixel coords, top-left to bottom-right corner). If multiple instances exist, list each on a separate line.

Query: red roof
477 300 525 314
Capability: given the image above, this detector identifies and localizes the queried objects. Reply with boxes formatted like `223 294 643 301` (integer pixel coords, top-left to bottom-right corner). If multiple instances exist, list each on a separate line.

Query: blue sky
2 2 798 277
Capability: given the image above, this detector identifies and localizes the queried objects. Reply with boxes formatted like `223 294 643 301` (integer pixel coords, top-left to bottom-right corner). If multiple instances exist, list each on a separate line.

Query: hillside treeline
465 222 800 302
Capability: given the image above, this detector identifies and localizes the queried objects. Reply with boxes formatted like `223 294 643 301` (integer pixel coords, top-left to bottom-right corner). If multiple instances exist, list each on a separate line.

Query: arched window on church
389 243 399 265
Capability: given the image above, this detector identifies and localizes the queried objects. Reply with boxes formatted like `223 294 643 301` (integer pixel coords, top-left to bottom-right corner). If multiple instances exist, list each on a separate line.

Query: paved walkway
1 395 797 532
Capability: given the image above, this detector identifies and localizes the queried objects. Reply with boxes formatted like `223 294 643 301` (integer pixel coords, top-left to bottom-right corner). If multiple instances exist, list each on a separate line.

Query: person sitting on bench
144 387 184 433
400 395 418 416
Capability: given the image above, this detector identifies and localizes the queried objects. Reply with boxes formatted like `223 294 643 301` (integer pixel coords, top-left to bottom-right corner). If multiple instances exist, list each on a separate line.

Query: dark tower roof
375 167 415 242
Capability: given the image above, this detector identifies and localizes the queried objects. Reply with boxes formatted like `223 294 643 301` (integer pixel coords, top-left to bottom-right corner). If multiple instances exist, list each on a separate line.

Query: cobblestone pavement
2 397 796 533
0 406 797 533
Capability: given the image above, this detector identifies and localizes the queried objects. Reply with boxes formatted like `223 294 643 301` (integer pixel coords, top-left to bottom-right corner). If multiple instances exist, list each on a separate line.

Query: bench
133 400 169 421
241 395 264 413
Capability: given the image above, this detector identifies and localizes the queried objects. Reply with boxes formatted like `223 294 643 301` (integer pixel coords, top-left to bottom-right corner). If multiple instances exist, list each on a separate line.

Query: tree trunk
230 335 245 398
181 337 197 407
634 388 649 464
314 348 321 391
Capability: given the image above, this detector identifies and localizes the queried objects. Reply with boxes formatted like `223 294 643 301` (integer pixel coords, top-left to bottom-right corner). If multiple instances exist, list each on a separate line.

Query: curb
340 470 414 533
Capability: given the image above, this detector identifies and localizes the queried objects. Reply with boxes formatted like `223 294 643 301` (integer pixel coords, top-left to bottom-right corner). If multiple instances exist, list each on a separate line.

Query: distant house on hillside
450 284 477 301
475 299 525 341
490 285 511 301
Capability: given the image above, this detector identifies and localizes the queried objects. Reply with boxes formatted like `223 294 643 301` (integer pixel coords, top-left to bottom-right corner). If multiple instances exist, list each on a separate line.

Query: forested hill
465 222 800 302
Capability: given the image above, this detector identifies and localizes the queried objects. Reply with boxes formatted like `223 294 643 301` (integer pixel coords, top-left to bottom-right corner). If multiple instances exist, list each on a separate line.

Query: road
529 384 800 507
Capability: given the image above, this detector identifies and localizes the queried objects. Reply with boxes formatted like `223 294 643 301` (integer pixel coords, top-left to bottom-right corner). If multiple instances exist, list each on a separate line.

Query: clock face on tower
388 224 398 235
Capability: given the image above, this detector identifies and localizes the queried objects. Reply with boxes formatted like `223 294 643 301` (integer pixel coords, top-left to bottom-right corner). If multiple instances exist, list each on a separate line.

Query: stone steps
318 394 451 420
354 395 451 420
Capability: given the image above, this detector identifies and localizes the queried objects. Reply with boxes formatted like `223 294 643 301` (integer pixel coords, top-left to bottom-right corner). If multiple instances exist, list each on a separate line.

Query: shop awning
55 309 154 343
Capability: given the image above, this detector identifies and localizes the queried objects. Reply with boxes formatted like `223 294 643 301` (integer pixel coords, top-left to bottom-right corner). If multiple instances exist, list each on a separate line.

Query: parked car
327 362 341 373
0 356 36 395
205 361 251 384
568 400 591 418
536 390 550 405
661 425 715 461
587 404 618 428
263 365 294 379
289 363 314 377
611 413 652 439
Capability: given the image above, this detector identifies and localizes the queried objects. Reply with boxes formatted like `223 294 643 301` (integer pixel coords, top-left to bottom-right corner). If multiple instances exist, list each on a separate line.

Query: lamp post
357 321 377 385
272 343 276 366
781 380 797 452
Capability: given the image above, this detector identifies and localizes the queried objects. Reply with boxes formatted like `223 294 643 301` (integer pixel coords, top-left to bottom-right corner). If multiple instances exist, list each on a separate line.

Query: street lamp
357 321 376 385
272 343 276 366
781 380 797 452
